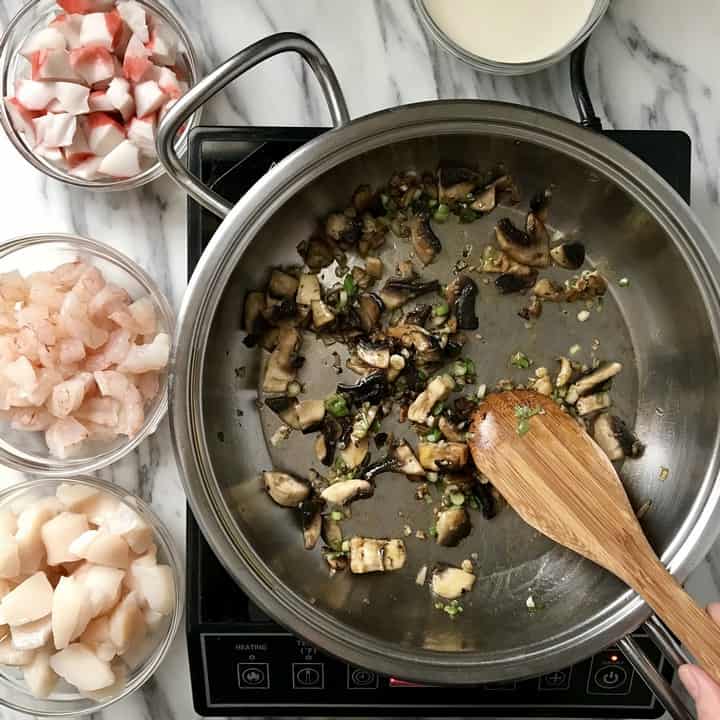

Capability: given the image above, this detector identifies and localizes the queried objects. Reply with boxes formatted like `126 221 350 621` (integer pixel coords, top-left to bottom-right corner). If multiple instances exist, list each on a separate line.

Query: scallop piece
0 537 20 579
15 497 62 573
73 563 124 618
0 571 54 626
81 492 120 527
431 566 476 600
103 504 153 555
49 643 116 693
41 511 90 565
52 575 93 650
124 545 157 592
47 371 95 417
132 564 174 615
80 616 117 663
78 531 130 569
45 417 89 459
0 636 35 666
0 510 17 538
56 483 100 512
116 333 170 373
10 614 52 650
24 646 59 698
82 658 127 701
109 591 146 654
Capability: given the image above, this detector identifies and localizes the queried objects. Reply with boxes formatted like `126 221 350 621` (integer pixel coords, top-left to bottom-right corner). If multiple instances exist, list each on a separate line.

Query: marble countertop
0 1 719 718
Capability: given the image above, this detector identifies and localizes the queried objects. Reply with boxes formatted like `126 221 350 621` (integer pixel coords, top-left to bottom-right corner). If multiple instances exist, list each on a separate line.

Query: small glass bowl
0 234 174 475
0 476 184 717
0 0 201 191
415 0 610 76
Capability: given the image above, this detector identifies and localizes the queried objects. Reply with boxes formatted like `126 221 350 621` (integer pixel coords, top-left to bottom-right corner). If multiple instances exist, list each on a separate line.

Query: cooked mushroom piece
349 537 407 574
564 270 608 302
296 273 322 306
576 391 611 416
565 362 623 403
296 399 326 433
300 500 322 550
404 304 432 327
356 340 391 369
263 328 302 393
612 416 645 459
268 269 299 300
387 324 442 365
470 184 496 213
495 217 548 268
556 356 573 388
263 471 310 507
264 395 301 430
438 416 466 442
322 550 348 572
394 441 425 477
325 212 362 248
532 277 565 301
593 413 624 461
446 275 479 330
356 292 383 333
364 455 399 481
243 291 267 339
297 236 335 270
495 270 538 295
524 212 551 267
418 442 468 471
320 479 373 505
337 372 388 406
550 242 586 270
263 296 298 326
437 167 479 203
322 515 343 549
352 184 378 214
379 277 441 310
473 480 497 519
340 437 369 469
319 416 344 467
518 295 542 320
311 299 336 329
407 374 455 424
409 215 442 265
481 246 533 276
431 566 476 600
530 188 552 220
435 507 471 547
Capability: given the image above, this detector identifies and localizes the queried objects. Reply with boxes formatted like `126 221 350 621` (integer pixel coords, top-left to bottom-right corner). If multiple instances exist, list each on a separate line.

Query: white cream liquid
424 0 596 64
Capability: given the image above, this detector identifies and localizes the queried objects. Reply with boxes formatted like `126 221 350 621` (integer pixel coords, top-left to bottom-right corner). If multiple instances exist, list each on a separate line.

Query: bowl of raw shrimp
0 233 174 475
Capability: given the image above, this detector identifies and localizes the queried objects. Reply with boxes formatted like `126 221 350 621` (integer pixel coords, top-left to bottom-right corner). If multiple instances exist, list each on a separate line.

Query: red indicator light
610 654 619 662
390 678 428 687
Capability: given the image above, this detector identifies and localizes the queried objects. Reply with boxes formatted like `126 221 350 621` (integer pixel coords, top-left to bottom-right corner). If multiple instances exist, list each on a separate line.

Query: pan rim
171 99 720 683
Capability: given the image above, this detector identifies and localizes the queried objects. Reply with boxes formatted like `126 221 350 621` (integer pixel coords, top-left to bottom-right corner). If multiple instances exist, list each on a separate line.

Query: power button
588 664 632 695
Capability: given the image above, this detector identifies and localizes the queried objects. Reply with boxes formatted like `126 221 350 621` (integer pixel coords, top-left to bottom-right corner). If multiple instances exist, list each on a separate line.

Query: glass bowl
0 233 174 475
0 0 201 191
415 0 610 76
0 476 183 717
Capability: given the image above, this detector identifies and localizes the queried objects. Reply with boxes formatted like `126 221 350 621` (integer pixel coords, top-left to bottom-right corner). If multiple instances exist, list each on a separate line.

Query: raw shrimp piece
83 420 120 441
132 564 174 615
93 369 130 398
58 0 115 12
0 571 54 625
0 336 17 365
126 114 156 157
69 46 115 85
117 383 144 436
45 416 89 459
147 21 177 66
11 407 55 432
34 112 77 147
28 274 65 310
41 511 89 565
135 371 159 401
50 642 116 692
83 111 125 156
3 356 38 392
122 33 152 83
103 503 152 554
24 646 59 698
56 483 99 511
88 283 131 320
116 333 169 373
13 327 41 363
128 296 156 334
48 371 95 417
15 498 62 573
58 337 86 364
14 79 56 111
72 266 105 302
52 575 92 649
50 13 84 50
10 614 52 650
20 27 67 58
133 79 166 118
54 81 90 114
0 637 35 666
75 396 120 426
109 591 145 653
17 302 49 328
0 270 28 301
26 368 64 406
79 10 123 50
117 1 148 42
98 139 141 178
52 261 89 289
0 537 20 578
106 77 135 121
73 563 124 617
84 329 132 371
30 49 80 83
60 293 109 349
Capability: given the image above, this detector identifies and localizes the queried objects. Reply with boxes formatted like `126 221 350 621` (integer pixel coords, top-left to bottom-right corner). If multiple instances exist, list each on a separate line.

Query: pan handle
619 618 696 720
570 37 603 131
156 32 350 219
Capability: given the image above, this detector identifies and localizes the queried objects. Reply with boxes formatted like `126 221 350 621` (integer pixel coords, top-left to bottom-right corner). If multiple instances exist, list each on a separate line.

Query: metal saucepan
157 33 720 714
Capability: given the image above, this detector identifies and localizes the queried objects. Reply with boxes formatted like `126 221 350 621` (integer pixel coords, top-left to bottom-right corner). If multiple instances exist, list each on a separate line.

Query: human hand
678 603 720 719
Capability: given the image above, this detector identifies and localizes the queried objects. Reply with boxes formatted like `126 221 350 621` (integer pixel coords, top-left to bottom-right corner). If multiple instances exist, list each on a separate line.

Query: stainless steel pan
158 34 720 717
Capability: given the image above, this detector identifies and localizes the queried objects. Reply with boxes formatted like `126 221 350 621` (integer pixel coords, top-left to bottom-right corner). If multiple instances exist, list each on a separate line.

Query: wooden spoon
469 389 720 681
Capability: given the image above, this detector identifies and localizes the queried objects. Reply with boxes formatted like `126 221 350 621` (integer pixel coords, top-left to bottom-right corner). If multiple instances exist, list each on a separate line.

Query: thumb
679 664 720 720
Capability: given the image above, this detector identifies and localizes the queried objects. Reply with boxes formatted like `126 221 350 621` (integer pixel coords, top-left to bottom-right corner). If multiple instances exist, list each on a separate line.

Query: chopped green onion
433 302 450 317
433 203 450 222
510 351 531 369
569 344 582 356
476 383 487 400
618 277 630 287
426 429 442 443
431 401 445 416
287 381 302 397
428 524 438 537
426 471 439 483
325 394 349 417
331 510 344 521
341 539 350 552
517 418 531 436
451 360 468 377
428 198 438 208
450 492 465 506
343 274 358 299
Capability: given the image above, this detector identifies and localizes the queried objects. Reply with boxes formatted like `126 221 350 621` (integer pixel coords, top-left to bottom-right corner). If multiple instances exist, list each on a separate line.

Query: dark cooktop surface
185 125 691 717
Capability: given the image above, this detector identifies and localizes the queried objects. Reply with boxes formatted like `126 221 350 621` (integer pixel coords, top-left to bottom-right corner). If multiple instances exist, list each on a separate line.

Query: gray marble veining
0 1 719 718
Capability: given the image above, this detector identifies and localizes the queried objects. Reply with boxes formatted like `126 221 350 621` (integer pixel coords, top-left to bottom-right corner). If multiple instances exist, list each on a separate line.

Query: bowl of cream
416 0 610 75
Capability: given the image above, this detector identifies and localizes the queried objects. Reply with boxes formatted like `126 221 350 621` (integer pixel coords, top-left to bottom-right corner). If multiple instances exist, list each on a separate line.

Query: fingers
679 664 720 720
707 602 720 624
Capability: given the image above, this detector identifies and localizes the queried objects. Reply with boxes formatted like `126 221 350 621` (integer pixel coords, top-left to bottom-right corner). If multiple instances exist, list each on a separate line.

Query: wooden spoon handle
629 554 720 684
